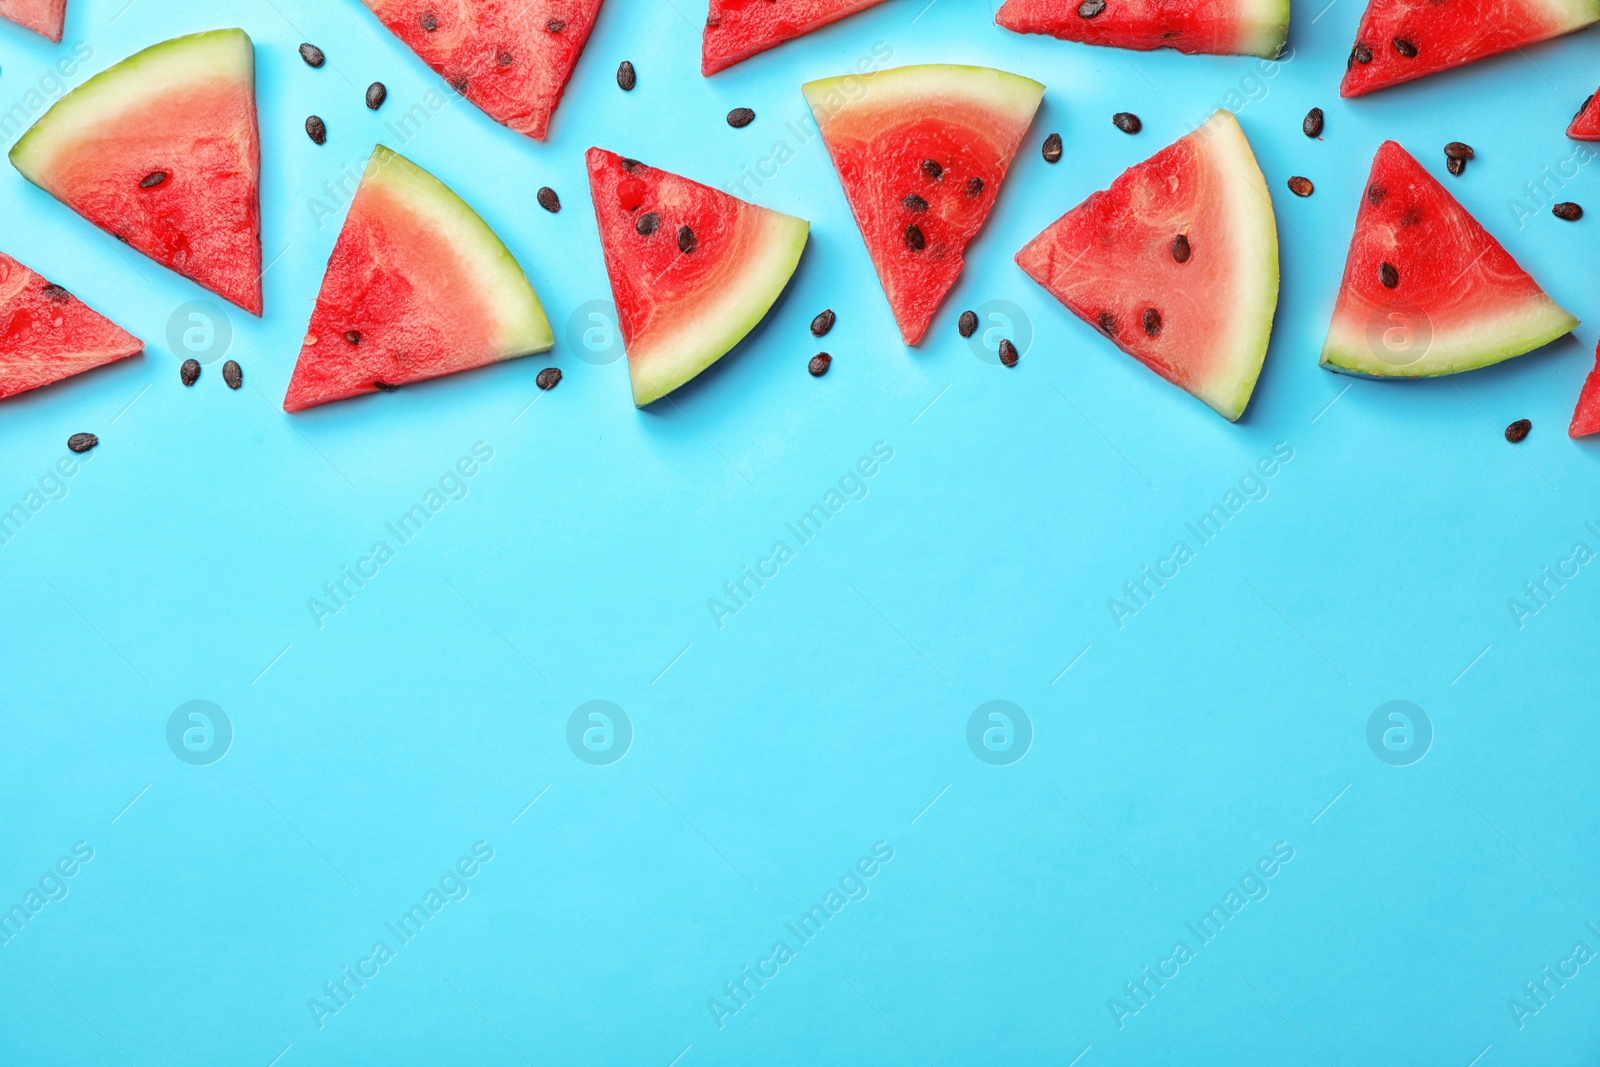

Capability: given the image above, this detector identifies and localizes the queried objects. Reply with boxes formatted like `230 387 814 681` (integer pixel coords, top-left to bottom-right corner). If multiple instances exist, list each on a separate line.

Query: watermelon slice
0 0 65 41
283 146 552 412
586 148 809 406
703 0 890 75
10 29 262 315
359 0 603 141
1340 0 1600 98
995 0 1288 59
0 251 142 401
804 64 1043 346
1321 142 1575 378
1015 110 1278 421
1571 344 1600 436
1568 91 1600 140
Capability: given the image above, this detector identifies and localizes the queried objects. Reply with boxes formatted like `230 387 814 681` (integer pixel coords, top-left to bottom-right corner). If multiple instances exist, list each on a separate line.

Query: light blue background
2 0 1598 1063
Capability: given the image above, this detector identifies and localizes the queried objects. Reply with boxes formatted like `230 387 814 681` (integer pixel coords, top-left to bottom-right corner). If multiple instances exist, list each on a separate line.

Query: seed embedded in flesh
67 433 97 454
1379 262 1399 289
1367 183 1386 206
998 339 1019 366
678 225 697 254
374 380 399 392
536 367 562 390
727 107 755 128
1287 176 1314 197
904 224 926 251
306 116 327 144
1303 107 1324 138
1112 112 1141 134
1042 132 1063 163
546 18 566 31
1446 157 1465 177
1505 419 1532 443
1554 201 1583 220
636 212 660 236
811 310 836 337
181 359 200 386
808 353 832 377
1171 234 1191 263
345 330 362 344
922 158 943 180
140 171 167 189
1078 0 1106 16
1142 308 1163 336
537 186 561 213
617 61 636 91
299 43 325 67
966 176 984 197
1096 311 1116 335
620 158 642 172
1393 37 1417 57
222 360 242 389
497 51 513 66
1351 42 1373 65
902 193 929 212
366 82 387 110
419 13 437 31
1577 95 1595 122
42 283 69 301
958 310 978 338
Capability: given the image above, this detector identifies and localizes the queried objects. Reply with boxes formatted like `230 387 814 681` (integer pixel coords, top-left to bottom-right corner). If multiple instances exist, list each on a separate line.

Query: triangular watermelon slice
586 148 809 406
10 29 262 315
360 0 603 141
0 0 65 41
804 64 1043 346
996 0 1288 58
703 0 890 75
1321 141 1576 377
284 146 553 412
1570 343 1600 436
1568 91 1600 140
0 251 142 401
1340 0 1600 98
1016 110 1279 421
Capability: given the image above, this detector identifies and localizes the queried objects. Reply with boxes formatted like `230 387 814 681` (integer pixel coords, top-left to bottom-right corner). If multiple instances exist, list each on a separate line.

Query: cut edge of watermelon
0 0 66 42
1569 343 1600 437
1568 91 1600 140
702 0 890 75
802 63 1045 134
994 0 1289 59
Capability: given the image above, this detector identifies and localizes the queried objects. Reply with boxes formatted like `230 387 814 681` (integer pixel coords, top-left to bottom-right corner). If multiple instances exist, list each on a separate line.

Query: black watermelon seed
811 309 836 337
1444 141 1474 160
1042 132 1063 163
922 158 943 180
966 176 984 197
678 225 697 254
1446 156 1465 177
67 433 97 454
222 360 242 389
345 330 362 344
41 283 69 301
1096 311 1117 335
902 193 929 212
546 18 566 31
1078 0 1106 16
958 310 978 338
1393 37 1417 57
419 13 437 31
536 367 562 390
1367 183 1386 205
1287 176 1314 197
181 359 200 386
1171 234 1191 263
366 82 387 110
374 380 399 392
306 115 327 144
808 353 832 377
299 42 326 67
636 212 660 236
1351 42 1373 65
537 186 561 213
727 107 755 128
618 61 636 90
1554 201 1583 220
1142 308 1162 337
140 171 166 189
1379 262 1399 288
998 339 1019 366
620 157 642 171
1505 419 1532 442
1112 112 1141 134
497 51 513 66
1577 94 1595 122
904 223 926 251
450 75 469 93
1303 107 1324 138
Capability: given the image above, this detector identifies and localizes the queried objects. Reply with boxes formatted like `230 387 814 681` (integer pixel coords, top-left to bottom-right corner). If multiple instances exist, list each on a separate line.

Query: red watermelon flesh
9 30 262 315
804 64 1044 346
1340 0 1600 98
1570 342 1600 436
703 0 890 75
995 0 1289 59
1568 91 1600 140
361 0 603 141
285 147 553 412
0 0 65 41
0 251 142 401
1015 110 1279 421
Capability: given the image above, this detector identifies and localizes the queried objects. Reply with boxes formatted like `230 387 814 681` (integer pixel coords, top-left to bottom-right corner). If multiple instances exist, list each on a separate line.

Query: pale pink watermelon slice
360 0 603 141
1340 0 1600 97
10 29 262 315
284 146 552 412
703 0 890 75
1568 91 1600 139
0 251 142 401
586 148 809 406
1570 342 1600 436
804 64 1043 346
1321 141 1575 377
0 0 65 41
1016 110 1279 421
996 0 1288 58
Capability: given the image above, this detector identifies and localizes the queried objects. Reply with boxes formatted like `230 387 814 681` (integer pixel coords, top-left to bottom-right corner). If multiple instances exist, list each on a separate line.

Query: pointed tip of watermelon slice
1568 91 1600 140
1570 343 1600 437
0 250 144 402
0 0 66 42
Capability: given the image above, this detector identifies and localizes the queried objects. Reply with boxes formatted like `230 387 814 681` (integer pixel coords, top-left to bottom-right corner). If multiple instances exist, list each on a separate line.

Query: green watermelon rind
1320 301 1577 378
1236 0 1292 57
365 144 554 360
801 63 1045 134
10 29 252 180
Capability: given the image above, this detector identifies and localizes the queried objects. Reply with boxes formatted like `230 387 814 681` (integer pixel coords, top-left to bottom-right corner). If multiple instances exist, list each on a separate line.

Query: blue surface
3 0 1599 1064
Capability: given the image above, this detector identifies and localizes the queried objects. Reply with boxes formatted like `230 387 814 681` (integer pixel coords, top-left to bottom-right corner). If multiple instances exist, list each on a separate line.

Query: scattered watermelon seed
222 360 242 390
958 310 978 338
1078 0 1106 16
636 212 660 236
1171 234 1191 263
1096 311 1116 335
299 43 325 67
546 18 566 32
618 61 636 90
67 433 97 454
727 107 755 128
678 225 697 254
374 380 398 392
1042 133 1062 163
966 176 984 197
1303 108 1324 138
345 330 362 344
1444 141 1474 160
1287 176 1314 197
1554 202 1583 220
1142 308 1162 337
922 158 943 180
306 116 327 144
1505 419 1531 443
181 359 200 386
1112 112 1141 134
1393 37 1417 57
811 309 836 337
366 82 387 110
1379 262 1399 289
1446 157 1465 177
902 193 929 212
998 339 1019 367
42 283 69 301
905 223 926 252
140 171 167 189
537 186 561 213
808 353 832 377
536 367 562 390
